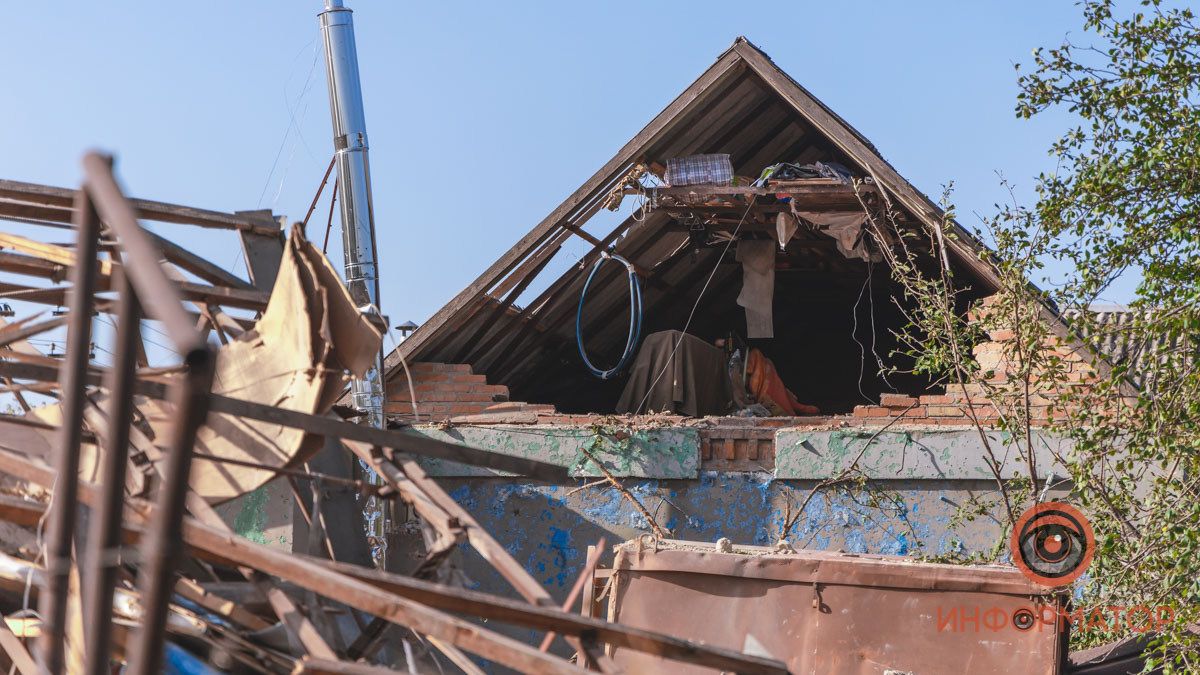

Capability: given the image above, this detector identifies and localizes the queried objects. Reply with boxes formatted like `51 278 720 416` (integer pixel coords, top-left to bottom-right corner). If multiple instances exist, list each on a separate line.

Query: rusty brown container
604 540 1068 674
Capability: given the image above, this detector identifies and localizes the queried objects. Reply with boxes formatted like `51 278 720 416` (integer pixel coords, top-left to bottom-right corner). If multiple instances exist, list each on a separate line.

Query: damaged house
378 38 1114 671
0 30 1135 675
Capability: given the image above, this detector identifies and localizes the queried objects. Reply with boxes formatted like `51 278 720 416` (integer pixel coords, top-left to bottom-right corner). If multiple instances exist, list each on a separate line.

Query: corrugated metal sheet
1062 308 1187 389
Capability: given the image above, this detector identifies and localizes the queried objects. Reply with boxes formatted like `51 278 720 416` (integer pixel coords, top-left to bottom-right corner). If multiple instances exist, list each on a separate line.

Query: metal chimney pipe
319 0 388 561
319 0 382 414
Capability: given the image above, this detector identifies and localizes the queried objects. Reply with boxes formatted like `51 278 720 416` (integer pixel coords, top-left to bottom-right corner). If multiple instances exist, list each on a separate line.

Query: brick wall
850 295 1096 424
385 362 512 421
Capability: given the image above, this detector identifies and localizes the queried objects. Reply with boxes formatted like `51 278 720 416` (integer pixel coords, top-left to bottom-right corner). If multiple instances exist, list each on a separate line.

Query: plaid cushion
665 154 734 187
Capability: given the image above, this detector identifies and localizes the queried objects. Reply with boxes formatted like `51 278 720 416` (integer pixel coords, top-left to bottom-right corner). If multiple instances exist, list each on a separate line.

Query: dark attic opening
511 160 987 416
394 48 997 419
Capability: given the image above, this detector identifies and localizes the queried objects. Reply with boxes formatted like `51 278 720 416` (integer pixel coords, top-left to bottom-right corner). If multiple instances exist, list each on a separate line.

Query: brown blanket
616 330 733 417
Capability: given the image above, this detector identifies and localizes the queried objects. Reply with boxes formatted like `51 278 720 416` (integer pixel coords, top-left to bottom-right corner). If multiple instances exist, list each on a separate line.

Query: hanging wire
257 40 321 209
633 196 758 413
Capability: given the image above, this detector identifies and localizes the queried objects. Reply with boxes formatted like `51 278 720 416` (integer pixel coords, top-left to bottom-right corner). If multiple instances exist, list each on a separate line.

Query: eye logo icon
1010 501 1094 587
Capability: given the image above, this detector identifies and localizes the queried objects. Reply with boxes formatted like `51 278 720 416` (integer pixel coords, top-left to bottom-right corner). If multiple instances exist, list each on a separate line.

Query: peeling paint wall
214 477 294 549
388 423 1071 663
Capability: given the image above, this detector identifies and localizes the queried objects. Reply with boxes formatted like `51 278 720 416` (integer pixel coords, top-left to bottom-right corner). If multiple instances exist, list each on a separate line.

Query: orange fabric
745 348 820 416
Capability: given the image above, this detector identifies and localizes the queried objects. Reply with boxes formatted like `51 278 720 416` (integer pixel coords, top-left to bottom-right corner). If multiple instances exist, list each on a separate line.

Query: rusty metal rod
126 345 215 675
81 152 202 353
83 273 141 675
37 185 100 675
302 154 337 228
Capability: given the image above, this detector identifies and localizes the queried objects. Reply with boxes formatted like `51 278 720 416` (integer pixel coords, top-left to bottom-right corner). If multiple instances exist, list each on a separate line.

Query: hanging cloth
736 239 776 339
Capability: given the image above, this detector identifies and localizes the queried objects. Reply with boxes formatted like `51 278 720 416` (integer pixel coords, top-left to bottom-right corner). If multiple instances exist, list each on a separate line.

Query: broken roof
383 37 1126 413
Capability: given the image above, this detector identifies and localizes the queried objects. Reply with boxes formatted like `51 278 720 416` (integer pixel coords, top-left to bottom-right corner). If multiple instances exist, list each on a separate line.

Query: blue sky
0 1 1124 346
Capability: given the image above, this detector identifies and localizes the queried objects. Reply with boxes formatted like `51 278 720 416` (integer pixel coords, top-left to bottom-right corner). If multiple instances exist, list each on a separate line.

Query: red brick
880 393 917 408
853 406 890 418
449 373 488 383
411 362 470 374
926 405 965 417
449 404 485 414
454 392 497 403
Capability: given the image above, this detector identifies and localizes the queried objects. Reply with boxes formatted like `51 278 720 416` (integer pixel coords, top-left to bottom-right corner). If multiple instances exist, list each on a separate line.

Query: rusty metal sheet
606 540 1066 674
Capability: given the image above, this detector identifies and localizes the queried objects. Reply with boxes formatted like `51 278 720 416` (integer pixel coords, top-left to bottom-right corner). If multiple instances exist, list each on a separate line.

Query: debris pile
0 155 789 673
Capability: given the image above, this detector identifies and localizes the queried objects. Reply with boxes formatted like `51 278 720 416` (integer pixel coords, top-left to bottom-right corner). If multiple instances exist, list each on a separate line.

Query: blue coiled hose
576 253 642 380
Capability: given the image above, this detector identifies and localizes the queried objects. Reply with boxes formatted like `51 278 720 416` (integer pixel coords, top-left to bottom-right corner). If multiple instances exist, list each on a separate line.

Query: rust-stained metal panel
606 541 1067 674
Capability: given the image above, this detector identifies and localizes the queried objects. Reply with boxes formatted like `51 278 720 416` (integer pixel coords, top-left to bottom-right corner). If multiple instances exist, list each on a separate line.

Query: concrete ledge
775 426 1070 480
407 425 700 478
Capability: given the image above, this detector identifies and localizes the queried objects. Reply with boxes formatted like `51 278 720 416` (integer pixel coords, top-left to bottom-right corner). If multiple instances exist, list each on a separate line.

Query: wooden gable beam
391 48 748 369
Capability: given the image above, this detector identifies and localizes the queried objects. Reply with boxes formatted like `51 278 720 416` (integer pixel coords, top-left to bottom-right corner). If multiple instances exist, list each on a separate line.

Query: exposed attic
388 38 1001 418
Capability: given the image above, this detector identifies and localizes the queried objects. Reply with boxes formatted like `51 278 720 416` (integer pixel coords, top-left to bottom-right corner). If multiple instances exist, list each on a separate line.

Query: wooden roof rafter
386 36 1125 398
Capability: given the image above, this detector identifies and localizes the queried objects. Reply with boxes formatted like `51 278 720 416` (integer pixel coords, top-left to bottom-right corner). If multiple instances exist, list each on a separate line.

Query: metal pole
83 272 140 675
126 347 215 675
79 152 220 675
318 0 389 565
38 185 100 675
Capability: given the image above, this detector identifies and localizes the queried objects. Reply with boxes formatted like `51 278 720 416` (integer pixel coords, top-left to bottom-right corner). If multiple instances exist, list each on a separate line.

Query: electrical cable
576 253 642 380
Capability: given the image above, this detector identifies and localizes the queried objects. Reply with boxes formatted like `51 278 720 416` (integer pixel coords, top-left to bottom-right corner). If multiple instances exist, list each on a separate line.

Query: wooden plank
313 553 786 674
0 251 269 310
0 613 38 675
394 456 551 605
144 229 255 291
0 180 281 236
0 494 44 528
0 232 116 276
386 457 626 674
0 452 585 675
0 359 568 480
180 523 586 674
0 250 68 281
0 316 67 350
540 540 606 652
0 199 75 225
0 281 253 330
172 577 272 632
185 493 338 660
0 468 787 675
469 211 658 374
454 239 561 363
343 441 461 538
289 657 401 674
259 575 339 660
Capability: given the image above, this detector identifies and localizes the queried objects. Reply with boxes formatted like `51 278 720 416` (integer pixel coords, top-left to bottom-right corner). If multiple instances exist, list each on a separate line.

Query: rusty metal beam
81 153 207 353
83 275 140 675
36 184 100 675
126 347 215 675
